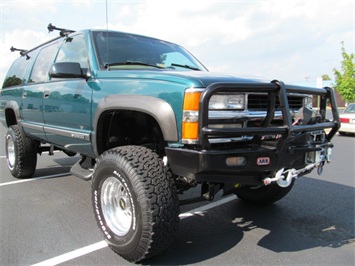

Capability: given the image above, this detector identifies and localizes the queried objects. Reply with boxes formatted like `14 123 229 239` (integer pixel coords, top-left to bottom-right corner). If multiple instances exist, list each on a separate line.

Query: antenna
105 0 109 67
105 0 109 31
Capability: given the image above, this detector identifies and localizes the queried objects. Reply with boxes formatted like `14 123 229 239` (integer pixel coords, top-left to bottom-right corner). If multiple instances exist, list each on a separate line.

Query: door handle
44 91 50 98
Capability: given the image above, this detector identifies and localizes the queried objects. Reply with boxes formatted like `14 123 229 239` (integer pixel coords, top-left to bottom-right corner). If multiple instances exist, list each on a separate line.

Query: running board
70 157 93 181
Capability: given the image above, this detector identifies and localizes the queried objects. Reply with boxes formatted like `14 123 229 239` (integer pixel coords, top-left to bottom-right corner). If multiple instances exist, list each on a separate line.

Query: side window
2 54 33 89
55 35 88 68
29 43 58 84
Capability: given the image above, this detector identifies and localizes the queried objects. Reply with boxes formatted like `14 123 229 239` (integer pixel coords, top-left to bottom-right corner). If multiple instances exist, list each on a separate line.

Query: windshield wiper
105 61 164 69
170 63 201 71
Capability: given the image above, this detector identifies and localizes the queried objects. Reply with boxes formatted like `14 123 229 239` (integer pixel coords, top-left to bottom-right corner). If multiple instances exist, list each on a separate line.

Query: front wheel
5 125 38 178
235 181 294 204
92 146 179 262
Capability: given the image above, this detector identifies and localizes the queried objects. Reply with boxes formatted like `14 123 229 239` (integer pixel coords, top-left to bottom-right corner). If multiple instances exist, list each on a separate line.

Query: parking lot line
31 241 108 266
31 195 236 266
0 151 60 160
179 194 236 219
0 172 71 187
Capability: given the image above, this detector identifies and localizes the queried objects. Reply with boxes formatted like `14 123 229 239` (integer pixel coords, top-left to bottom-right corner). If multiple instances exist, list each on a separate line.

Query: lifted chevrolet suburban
0 24 340 262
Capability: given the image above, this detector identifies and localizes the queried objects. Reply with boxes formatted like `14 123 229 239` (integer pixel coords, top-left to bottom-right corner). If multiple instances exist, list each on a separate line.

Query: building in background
292 78 346 108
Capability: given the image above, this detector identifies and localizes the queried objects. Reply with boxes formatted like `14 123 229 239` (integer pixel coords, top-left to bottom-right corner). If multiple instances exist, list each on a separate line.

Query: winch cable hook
263 168 297 188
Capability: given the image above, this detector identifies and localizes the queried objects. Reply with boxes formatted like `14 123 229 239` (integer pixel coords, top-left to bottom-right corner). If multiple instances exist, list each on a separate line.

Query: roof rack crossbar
10 46 28 55
47 23 75 37
10 46 30 59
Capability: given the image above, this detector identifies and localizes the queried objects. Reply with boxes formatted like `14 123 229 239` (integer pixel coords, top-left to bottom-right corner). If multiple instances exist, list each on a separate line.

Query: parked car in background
339 103 355 135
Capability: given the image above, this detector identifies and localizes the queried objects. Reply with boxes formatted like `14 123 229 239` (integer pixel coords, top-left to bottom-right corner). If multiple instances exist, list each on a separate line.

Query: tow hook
263 168 296 188
317 161 325 175
263 160 326 188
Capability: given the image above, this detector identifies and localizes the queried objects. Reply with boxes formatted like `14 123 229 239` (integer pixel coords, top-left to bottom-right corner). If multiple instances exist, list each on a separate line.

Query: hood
96 69 263 88
162 70 263 87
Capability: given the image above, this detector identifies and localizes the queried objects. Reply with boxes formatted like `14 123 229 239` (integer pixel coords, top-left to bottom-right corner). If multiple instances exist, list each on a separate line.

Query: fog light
226 157 246 166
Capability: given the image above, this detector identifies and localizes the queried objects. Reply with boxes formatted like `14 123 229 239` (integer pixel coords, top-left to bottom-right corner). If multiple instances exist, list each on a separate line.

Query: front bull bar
198 80 340 149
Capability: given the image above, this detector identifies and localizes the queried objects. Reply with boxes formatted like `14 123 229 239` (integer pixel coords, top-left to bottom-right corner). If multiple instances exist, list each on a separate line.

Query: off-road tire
92 146 179 262
235 182 294 204
5 125 38 178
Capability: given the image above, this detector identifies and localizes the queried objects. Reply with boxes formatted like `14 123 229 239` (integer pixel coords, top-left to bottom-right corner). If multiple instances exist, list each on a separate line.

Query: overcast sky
0 0 353 85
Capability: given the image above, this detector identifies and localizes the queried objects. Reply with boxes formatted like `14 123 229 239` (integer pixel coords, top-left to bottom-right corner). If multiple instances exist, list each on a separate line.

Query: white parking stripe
31 194 236 266
0 151 60 160
31 241 108 266
179 194 236 220
0 173 71 187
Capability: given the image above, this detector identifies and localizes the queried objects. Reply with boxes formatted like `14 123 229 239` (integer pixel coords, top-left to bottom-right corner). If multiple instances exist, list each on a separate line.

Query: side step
70 157 94 181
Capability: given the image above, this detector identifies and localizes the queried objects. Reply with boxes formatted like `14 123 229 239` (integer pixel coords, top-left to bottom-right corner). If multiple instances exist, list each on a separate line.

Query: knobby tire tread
93 146 179 262
8 125 37 178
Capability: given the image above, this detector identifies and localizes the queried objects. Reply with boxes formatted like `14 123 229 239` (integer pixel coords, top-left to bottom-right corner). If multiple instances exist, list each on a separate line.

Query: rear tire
92 146 179 262
5 125 38 178
235 182 294 204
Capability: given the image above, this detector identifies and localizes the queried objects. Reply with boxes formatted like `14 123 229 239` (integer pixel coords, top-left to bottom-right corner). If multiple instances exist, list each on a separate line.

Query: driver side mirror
49 62 89 80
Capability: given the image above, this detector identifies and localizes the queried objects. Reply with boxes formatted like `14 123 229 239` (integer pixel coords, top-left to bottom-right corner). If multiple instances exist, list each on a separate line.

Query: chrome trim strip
22 122 90 141
44 126 91 141
21 122 44 131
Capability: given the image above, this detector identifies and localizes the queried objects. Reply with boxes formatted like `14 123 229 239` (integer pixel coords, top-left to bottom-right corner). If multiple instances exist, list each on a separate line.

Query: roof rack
10 46 30 59
9 23 76 58
47 23 75 37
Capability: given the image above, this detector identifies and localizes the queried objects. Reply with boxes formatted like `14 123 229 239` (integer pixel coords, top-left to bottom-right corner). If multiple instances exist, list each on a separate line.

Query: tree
321 74 331 81
2 75 22 88
333 43 355 103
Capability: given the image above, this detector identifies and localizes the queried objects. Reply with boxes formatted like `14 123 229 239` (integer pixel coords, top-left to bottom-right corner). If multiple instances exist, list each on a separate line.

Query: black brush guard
166 80 340 185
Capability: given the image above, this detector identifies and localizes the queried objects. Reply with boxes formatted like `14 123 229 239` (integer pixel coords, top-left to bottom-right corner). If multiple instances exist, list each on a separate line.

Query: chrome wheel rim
6 135 15 170
101 176 133 236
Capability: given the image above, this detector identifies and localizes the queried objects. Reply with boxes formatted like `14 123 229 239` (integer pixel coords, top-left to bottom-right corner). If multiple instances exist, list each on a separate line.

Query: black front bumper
166 81 339 186
166 140 333 185
166 146 279 185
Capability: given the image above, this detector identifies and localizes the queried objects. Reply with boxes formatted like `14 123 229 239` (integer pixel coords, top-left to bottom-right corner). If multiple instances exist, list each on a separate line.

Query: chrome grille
247 94 303 110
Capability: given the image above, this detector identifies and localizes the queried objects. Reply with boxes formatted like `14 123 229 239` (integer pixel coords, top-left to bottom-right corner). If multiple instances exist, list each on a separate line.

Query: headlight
209 93 245 110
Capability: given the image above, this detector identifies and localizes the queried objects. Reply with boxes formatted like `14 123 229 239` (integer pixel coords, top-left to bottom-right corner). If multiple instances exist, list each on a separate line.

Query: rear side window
28 42 58 84
2 55 32 89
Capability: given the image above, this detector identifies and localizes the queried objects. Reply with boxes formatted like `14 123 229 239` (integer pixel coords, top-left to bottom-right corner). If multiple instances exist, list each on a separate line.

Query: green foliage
2 75 22 88
333 43 355 103
321 74 331 81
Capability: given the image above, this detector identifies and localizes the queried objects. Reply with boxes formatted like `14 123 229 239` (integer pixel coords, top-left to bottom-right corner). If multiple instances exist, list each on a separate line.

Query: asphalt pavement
0 124 354 265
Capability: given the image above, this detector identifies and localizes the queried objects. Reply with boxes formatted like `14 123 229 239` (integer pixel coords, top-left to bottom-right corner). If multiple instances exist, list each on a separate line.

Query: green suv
0 24 340 262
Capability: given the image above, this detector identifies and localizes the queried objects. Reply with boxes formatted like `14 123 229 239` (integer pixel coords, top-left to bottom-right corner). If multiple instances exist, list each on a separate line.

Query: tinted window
92 31 206 71
2 54 33 89
29 42 58 84
55 35 88 68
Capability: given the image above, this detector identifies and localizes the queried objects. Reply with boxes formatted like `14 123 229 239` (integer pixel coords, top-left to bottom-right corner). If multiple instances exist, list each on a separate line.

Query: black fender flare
92 95 179 156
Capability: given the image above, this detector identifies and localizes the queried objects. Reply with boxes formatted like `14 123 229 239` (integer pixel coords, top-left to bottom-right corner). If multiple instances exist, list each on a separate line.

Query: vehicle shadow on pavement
252 177 355 252
145 177 354 265
32 157 79 177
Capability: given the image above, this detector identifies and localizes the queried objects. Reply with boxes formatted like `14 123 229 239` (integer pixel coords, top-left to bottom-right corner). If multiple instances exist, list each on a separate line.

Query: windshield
344 104 355 113
92 31 207 71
